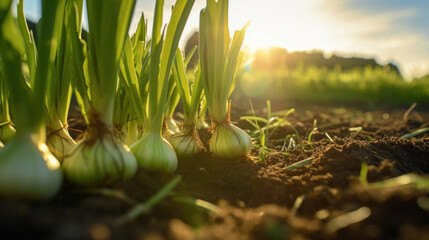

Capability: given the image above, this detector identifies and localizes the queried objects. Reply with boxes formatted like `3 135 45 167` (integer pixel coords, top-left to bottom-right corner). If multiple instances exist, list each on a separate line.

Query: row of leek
120 0 252 162
0 0 251 201
121 0 196 173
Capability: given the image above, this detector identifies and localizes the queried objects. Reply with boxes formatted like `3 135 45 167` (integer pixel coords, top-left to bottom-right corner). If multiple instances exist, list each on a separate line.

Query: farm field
1 101 429 240
1 0 429 239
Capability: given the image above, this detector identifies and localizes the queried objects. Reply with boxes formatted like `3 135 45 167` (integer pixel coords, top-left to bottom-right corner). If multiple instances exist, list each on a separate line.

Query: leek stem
0 93 11 124
91 95 115 126
126 119 138 146
17 0 37 85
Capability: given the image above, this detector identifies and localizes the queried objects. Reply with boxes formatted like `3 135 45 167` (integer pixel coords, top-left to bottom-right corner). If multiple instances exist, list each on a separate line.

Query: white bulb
63 135 137 187
0 133 62 201
169 132 201 158
131 133 177 173
210 123 252 159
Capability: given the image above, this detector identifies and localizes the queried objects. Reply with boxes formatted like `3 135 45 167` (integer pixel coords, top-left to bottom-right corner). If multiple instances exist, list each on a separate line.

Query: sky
22 0 429 79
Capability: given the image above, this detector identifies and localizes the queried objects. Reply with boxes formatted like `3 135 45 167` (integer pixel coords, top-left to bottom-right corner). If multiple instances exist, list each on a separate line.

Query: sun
227 0 336 53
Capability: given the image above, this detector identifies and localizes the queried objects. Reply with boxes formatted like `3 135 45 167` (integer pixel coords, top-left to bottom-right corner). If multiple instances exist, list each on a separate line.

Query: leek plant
199 0 251 159
121 0 195 172
169 50 205 158
62 0 138 186
129 14 151 146
0 0 63 200
118 12 151 147
22 0 78 161
163 47 197 138
132 12 151 145
114 14 150 143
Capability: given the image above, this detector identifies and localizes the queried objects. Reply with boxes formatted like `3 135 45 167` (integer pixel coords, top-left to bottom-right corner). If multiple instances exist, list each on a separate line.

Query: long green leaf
17 0 37 86
0 44 31 132
86 0 136 117
33 0 66 129
0 3 30 131
188 64 204 122
120 37 146 126
148 0 195 133
131 12 147 47
173 49 192 108
221 22 249 101
184 45 197 66
0 0 12 27
48 0 81 124
68 0 89 122
147 0 164 121
199 0 248 122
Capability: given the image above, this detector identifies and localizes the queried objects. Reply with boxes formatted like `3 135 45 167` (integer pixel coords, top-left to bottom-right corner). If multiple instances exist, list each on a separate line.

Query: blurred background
21 0 429 106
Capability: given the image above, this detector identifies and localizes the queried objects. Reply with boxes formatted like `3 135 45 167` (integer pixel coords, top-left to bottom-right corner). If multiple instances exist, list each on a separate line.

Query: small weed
284 157 314 170
400 127 429 139
325 132 334 143
360 162 429 190
242 100 297 161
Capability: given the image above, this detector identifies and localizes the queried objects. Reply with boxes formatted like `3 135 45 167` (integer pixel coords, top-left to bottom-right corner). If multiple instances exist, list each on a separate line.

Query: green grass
237 65 429 105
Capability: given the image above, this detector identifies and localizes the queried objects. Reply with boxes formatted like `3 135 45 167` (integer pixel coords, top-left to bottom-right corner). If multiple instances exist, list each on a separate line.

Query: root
175 122 205 152
46 122 75 160
83 110 116 147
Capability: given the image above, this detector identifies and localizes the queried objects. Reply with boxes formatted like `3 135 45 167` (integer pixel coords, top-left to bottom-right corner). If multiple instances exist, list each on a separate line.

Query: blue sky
22 0 429 79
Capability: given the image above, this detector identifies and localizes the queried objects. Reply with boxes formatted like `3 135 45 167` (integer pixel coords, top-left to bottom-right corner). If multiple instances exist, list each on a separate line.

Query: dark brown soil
1 102 429 240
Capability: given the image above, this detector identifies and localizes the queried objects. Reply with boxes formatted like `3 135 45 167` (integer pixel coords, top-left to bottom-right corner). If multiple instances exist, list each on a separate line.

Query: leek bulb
63 135 137 186
210 122 251 159
0 133 62 200
62 111 137 187
131 133 177 173
169 123 204 158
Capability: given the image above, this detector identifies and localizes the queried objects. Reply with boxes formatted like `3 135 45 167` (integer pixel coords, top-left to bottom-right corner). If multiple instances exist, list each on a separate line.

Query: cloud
311 0 429 78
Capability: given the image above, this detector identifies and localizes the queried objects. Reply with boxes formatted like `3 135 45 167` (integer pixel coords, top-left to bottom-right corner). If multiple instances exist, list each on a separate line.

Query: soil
1 101 429 240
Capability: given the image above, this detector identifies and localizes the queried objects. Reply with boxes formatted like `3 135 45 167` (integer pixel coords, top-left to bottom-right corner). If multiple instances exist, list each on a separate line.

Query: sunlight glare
228 0 335 53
